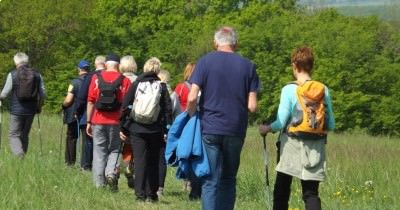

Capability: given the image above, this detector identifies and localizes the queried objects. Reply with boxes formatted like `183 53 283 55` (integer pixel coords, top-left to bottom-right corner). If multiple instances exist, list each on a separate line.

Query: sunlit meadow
0 113 399 209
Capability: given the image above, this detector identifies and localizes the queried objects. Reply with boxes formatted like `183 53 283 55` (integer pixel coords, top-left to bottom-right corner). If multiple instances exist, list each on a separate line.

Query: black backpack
95 73 124 111
14 66 40 102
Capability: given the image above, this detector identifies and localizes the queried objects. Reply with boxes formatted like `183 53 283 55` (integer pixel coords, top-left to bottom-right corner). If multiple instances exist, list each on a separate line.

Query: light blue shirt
270 83 335 132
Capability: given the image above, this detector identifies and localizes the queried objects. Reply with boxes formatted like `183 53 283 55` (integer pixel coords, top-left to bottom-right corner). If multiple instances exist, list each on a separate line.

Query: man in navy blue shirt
187 26 259 210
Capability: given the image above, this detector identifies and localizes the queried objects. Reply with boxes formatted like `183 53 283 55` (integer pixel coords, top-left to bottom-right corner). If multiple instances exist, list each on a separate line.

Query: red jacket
88 70 131 124
174 82 190 111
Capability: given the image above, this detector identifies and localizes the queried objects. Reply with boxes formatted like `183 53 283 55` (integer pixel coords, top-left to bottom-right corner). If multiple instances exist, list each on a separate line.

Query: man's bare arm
187 84 200 116
248 91 257 113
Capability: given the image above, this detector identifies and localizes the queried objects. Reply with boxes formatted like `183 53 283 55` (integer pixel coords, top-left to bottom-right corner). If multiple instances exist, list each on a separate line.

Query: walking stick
37 114 43 155
76 118 81 166
114 140 125 174
262 134 272 210
59 124 64 161
59 112 64 161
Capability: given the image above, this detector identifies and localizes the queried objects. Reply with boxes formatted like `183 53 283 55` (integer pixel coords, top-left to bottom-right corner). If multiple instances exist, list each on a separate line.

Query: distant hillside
298 0 391 7
336 5 396 20
297 0 399 21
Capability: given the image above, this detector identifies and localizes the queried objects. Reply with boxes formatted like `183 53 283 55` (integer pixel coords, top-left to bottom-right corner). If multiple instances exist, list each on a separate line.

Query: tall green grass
0 113 399 209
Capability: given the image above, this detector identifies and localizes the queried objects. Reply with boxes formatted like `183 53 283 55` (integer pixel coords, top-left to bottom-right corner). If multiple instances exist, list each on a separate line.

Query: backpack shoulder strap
133 80 144 99
115 74 124 85
72 77 84 90
109 74 124 89
97 72 105 89
184 81 191 90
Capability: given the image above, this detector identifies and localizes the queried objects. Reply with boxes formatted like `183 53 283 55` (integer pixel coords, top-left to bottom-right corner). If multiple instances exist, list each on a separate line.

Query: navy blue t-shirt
190 51 259 137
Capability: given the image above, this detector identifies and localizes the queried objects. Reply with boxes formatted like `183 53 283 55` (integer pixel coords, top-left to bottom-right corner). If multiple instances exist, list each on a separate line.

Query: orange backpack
287 80 327 139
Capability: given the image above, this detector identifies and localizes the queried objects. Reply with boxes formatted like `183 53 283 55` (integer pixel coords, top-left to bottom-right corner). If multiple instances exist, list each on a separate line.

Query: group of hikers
0 26 335 210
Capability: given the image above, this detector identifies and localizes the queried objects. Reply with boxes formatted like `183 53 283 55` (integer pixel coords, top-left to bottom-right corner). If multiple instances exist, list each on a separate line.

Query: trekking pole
114 140 125 174
59 112 64 161
262 134 272 210
37 114 43 155
76 118 81 166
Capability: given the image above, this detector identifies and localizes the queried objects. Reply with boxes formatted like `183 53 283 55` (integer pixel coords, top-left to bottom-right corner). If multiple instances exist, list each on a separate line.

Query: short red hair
291 46 314 73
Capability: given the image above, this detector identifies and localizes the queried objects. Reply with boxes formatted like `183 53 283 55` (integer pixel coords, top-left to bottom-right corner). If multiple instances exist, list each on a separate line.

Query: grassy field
0 113 399 210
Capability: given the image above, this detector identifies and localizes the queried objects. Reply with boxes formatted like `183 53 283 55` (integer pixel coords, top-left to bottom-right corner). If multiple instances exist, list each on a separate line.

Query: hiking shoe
125 166 135 189
127 175 134 189
136 196 146 202
145 197 158 203
183 180 192 192
106 175 118 193
125 165 133 177
189 194 201 201
157 187 164 198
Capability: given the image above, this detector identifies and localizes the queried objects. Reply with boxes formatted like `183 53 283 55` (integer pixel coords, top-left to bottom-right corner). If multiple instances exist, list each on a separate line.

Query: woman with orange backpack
259 46 335 210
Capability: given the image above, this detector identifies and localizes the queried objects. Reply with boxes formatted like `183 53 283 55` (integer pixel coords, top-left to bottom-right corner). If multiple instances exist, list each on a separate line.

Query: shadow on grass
166 190 187 197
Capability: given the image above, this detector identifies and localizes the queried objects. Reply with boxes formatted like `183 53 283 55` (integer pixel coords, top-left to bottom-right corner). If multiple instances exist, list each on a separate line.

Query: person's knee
302 189 320 201
302 180 320 200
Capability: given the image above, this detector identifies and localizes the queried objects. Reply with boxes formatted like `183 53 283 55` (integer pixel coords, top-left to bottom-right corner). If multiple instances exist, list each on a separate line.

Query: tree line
0 0 399 136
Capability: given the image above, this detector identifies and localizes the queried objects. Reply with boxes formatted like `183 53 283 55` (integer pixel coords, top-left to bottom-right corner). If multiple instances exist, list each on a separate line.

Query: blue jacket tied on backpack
165 112 210 179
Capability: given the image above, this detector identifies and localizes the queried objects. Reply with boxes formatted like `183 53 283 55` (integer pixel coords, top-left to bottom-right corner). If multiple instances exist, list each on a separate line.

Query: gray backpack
130 81 162 124
14 66 40 102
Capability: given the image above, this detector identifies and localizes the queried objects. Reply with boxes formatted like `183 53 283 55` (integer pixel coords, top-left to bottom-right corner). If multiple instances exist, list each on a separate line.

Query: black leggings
65 121 78 165
158 142 167 188
273 172 321 210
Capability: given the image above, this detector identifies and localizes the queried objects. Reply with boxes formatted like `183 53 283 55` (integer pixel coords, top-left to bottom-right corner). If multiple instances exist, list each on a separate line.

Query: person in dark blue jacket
0 52 46 158
62 60 89 167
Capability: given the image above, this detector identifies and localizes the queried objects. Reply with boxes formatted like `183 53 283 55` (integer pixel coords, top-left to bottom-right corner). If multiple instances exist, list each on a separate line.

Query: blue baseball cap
77 60 90 70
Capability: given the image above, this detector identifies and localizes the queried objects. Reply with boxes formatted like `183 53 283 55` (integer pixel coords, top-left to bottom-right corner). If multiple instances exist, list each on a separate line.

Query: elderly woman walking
120 57 172 202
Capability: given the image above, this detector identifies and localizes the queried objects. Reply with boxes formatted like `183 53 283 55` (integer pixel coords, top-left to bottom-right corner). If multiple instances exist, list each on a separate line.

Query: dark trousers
80 127 93 170
273 172 321 210
188 169 202 199
130 132 162 200
159 141 167 188
65 121 78 165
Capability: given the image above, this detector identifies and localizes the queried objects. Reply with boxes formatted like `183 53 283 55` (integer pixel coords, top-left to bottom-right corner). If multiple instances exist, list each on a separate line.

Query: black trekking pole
37 114 43 155
114 140 125 174
59 112 64 161
262 134 272 210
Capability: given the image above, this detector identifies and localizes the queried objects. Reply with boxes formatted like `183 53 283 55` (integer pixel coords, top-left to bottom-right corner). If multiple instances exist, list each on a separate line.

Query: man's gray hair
143 57 162 74
14 52 29 66
120 55 137 73
214 26 237 46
